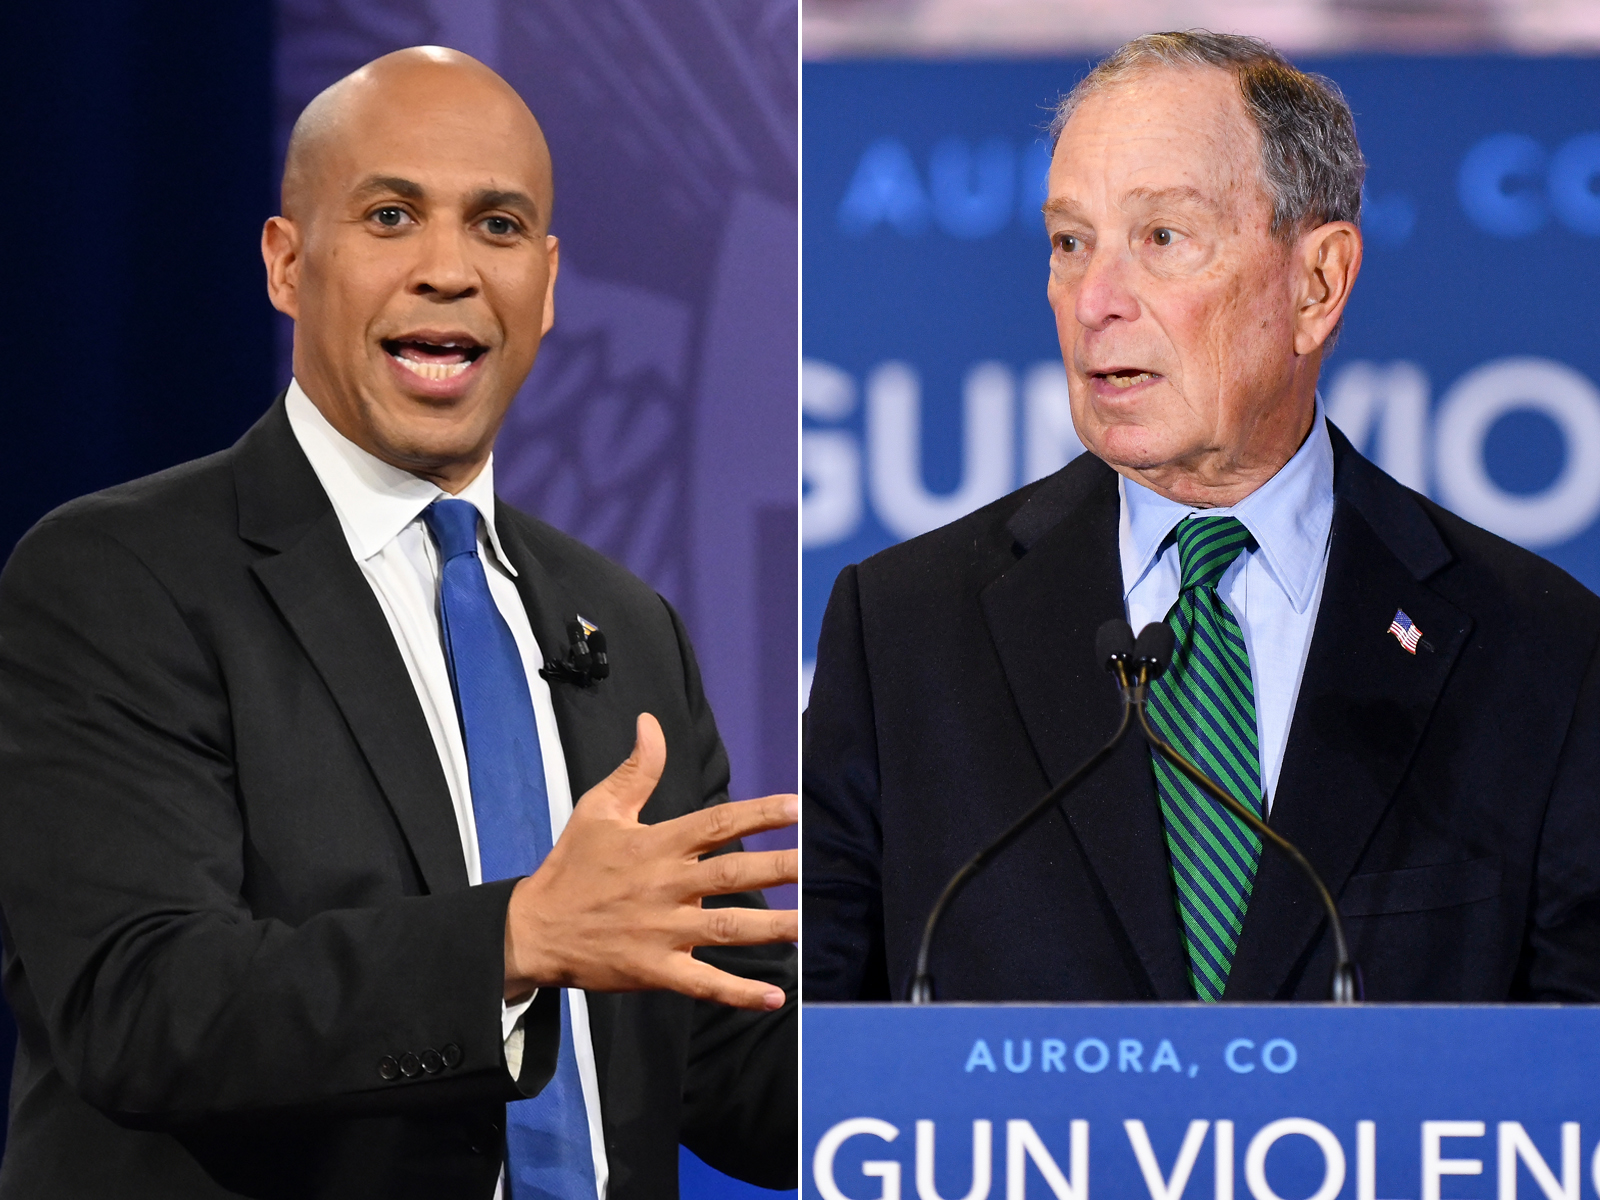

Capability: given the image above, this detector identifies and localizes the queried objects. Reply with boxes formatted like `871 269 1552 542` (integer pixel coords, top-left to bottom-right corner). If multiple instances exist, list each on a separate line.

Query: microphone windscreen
1134 621 1176 673
1095 619 1135 670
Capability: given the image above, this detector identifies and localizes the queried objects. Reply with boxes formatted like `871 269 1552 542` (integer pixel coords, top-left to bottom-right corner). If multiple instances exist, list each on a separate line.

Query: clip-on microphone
907 618 1360 1005
539 620 610 688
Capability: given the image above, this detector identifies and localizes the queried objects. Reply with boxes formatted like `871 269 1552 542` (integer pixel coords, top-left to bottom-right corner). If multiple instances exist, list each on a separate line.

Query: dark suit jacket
803 427 1600 1003
0 399 796 1198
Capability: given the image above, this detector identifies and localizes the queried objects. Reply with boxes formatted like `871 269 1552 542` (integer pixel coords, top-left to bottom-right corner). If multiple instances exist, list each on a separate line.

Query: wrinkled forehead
1050 66 1266 215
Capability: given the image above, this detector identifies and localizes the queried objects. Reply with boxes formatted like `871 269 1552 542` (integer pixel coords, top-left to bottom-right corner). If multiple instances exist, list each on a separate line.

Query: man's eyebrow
351 175 426 202
469 188 542 225
1122 185 1223 214
1042 196 1089 221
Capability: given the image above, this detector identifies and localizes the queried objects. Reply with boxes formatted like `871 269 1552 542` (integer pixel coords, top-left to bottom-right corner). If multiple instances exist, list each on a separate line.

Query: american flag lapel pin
1387 608 1423 654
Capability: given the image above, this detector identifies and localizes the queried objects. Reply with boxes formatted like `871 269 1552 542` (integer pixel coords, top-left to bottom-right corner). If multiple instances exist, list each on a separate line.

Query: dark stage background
0 2 798 1194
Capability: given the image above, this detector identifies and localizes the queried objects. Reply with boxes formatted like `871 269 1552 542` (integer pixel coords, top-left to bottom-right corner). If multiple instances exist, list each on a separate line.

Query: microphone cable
908 618 1360 1004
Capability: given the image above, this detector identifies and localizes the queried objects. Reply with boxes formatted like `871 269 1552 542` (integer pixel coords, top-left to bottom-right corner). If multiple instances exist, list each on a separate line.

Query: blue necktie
423 499 597 1200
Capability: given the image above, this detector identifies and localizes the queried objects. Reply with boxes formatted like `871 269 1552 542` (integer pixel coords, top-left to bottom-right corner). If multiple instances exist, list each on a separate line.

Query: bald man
0 48 796 1200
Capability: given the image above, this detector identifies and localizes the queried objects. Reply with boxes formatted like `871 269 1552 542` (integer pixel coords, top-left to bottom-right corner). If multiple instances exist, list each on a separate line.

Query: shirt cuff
503 991 536 1079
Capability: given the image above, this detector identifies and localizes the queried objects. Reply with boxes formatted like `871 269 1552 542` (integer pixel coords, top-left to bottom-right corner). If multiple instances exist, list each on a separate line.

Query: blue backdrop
802 57 1600 685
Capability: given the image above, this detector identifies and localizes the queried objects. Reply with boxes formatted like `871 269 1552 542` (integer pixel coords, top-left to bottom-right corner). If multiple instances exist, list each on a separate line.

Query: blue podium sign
804 1004 1600 1200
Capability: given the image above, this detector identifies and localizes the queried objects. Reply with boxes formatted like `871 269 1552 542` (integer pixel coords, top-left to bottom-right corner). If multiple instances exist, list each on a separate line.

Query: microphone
907 618 1360 1004
539 619 610 687
908 619 1139 1003
1113 620 1361 1004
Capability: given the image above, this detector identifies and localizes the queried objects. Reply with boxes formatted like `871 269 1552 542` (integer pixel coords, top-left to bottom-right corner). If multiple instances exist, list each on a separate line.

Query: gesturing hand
502 712 798 1011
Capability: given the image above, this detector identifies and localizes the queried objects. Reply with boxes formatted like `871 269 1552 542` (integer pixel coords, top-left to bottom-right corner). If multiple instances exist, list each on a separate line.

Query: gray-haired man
803 32 1600 1004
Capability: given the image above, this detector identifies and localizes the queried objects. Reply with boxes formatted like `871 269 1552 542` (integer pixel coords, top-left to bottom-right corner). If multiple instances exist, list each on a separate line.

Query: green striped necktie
1145 515 1263 1002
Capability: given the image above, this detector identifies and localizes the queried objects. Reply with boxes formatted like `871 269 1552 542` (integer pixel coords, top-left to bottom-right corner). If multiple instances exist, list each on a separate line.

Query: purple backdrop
274 1 799 904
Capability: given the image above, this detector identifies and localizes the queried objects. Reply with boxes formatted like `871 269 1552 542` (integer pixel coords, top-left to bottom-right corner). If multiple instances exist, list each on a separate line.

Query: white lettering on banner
1434 357 1600 547
1244 1119 1346 1200
1315 357 1600 549
1006 1120 1088 1200
804 358 860 421
802 360 863 548
1356 1120 1406 1200
867 361 1014 540
802 355 1600 552
812 1119 1597 1199
1497 1122 1579 1200
801 358 1080 547
916 1120 993 1200
1422 1121 1485 1200
1022 360 1085 484
1326 360 1430 492
1124 1119 1209 1200
815 1118 902 1200
803 430 863 548
1216 1121 1235 1200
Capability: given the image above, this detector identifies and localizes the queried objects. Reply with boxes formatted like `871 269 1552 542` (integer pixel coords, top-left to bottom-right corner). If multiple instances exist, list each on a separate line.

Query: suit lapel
980 457 1192 999
492 508 632 802
1226 432 1472 998
235 400 469 895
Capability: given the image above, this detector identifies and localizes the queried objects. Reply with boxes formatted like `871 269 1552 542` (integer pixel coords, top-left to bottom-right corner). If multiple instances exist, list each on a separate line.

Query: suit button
421 1048 444 1075
398 1052 422 1078
378 1056 400 1082
441 1042 462 1069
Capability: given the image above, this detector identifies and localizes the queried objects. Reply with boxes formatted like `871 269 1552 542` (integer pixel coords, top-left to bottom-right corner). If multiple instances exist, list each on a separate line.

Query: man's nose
410 225 480 299
1073 247 1141 330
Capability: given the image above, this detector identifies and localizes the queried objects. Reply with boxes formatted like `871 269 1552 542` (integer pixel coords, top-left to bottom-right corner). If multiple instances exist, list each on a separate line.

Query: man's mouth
1094 369 1158 390
382 337 488 382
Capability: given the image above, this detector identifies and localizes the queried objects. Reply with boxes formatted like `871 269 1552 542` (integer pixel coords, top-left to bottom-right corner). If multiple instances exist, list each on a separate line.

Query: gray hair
1050 31 1365 242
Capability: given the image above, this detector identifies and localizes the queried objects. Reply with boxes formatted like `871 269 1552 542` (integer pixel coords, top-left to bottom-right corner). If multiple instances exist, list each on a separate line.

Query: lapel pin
1387 608 1423 654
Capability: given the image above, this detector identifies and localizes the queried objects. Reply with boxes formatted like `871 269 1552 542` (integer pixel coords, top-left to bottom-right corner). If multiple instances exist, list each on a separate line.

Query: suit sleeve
1518 637 1600 1000
802 564 891 1001
0 515 534 1127
660 599 798 1189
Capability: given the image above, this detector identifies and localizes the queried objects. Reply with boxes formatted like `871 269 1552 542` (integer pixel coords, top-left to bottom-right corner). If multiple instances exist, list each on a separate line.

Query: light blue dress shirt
1120 399 1335 813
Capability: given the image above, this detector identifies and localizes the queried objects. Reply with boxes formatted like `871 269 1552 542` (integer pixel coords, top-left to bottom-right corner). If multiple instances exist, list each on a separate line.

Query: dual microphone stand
908 619 1361 1005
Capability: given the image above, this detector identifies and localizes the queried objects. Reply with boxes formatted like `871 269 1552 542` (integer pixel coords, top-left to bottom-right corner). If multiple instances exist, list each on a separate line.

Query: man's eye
1055 233 1081 253
374 207 407 227
483 216 518 236
1152 228 1176 246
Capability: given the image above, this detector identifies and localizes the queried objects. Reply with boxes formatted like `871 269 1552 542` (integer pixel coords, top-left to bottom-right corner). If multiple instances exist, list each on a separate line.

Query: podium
804 1004 1600 1200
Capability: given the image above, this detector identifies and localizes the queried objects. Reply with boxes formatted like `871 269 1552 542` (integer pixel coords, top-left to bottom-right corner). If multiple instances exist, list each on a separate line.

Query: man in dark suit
803 32 1600 1005
0 48 796 1198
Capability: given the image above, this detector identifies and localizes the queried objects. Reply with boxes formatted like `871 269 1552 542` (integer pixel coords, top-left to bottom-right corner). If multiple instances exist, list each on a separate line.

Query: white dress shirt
1120 397 1336 813
285 380 608 1199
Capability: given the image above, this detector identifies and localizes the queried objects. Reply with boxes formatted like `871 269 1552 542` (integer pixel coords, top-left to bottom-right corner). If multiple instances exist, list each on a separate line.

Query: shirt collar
1119 394 1334 613
284 378 518 575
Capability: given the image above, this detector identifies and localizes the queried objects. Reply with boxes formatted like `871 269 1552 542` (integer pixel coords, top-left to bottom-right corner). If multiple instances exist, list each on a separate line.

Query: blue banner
802 58 1600 686
805 1004 1600 1200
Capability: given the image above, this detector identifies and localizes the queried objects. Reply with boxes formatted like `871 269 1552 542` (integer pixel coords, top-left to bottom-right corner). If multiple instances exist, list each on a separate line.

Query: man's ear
262 217 303 320
541 235 560 337
1292 221 1363 356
